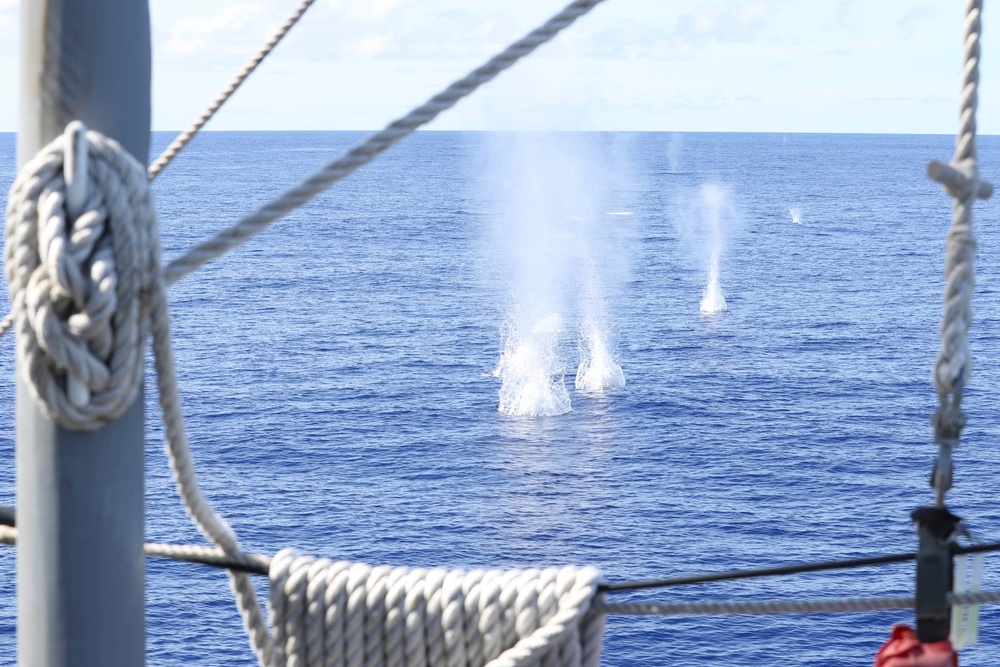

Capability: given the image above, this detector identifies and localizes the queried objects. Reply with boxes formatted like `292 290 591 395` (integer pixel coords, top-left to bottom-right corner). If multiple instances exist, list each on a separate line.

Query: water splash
576 320 625 392
484 134 635 415
789 207 802 224
495 316 571 417
700 259 728 314
672 182 740 315
575 251 625 392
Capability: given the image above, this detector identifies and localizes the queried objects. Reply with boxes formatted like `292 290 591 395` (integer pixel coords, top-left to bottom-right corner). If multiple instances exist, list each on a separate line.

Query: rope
5 5 603 664
4 503 1000 590
4 124 274 666
596 590 1000 617
268 549 605 667
163 0 607 285
600 552 917 592
926 0 994 506
147 0 319 180
4 122 155 428
9 521 1000 625
8 519 1000 631
0 524 272 575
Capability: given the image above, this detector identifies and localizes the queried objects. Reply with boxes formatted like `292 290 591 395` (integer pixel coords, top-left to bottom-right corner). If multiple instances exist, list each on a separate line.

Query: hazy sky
0 0 995 133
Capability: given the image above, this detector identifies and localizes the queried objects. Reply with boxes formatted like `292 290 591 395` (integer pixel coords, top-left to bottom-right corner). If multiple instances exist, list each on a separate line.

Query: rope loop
5 122 157 430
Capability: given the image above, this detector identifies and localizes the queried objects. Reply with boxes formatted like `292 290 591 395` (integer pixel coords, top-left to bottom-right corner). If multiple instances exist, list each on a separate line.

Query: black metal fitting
912 506 962 643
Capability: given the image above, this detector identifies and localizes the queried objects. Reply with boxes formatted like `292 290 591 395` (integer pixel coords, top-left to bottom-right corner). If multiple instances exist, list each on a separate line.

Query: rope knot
927 159 993 202
4 122 159 430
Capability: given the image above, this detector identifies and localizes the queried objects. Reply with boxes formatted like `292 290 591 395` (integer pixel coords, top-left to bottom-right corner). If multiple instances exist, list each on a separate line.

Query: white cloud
164 4 266 57
897 6 935 39
0 0 982 133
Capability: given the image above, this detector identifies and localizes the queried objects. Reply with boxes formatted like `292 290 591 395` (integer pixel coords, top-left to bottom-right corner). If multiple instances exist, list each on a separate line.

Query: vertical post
912 507 961 644
17 1 150 666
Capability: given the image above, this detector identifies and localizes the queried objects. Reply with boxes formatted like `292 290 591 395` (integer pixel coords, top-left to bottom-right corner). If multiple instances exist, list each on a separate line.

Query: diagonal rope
147 0 319 180
163 0 607 285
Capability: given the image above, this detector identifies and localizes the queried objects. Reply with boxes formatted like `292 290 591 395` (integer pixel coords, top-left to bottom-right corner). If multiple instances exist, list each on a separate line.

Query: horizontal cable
599 552 914 593
598 541 1000 593
9 519 1000 618
2 507 999 593
0 522 270 576
595 590 1000 616
595 595 915 616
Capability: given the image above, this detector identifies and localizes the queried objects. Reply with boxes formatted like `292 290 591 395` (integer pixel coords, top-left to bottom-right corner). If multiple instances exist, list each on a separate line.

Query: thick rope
147 0 319 180
4 122 155 428
926 0 993 506
163 0 606 285
268 549 605 667
596 590 1000 616
0 524 272 573
4 125 274 666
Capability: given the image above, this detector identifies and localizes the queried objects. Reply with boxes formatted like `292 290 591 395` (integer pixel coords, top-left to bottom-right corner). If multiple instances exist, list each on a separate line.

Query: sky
0 0 994 133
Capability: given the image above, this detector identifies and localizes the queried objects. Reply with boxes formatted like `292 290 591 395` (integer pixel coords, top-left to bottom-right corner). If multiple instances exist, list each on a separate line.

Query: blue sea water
2 130 1000 665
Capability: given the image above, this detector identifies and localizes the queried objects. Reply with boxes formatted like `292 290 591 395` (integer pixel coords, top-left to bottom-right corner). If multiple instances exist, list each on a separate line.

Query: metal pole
17 1 150 665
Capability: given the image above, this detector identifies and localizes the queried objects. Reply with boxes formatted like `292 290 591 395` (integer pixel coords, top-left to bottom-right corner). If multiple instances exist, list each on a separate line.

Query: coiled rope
268 550 604 667
4 123 155 428
4 123 274 665
926 0 994 506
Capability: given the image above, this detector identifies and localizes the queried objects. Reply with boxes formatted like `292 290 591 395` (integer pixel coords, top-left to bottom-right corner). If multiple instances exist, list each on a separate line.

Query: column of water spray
674 182 739 316
489 135 629 417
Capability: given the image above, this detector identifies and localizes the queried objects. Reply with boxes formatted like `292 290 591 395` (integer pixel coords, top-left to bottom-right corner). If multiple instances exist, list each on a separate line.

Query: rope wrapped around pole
5 122 155 429
4 124 274 665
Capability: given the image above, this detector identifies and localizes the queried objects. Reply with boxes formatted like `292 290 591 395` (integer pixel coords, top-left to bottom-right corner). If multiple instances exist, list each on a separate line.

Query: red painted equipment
874 624 957 667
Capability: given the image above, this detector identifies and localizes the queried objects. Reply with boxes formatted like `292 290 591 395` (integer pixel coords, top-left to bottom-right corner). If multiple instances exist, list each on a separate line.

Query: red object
874 625 958 667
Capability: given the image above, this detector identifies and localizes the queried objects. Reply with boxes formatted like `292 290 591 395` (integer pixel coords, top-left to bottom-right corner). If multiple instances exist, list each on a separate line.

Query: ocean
2 130 1000 665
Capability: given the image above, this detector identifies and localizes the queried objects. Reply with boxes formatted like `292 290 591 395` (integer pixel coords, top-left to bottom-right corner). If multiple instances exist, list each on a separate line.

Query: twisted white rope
163 0 606 285
596 589 1000 616
147 0 318 180
926 0 994 505
4 125 274 666
268 549 605 667
0 524 272 572
4 122 155 429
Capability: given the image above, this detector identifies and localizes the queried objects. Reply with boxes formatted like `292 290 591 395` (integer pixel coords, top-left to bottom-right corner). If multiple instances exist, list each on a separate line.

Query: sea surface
2 131 1000 666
